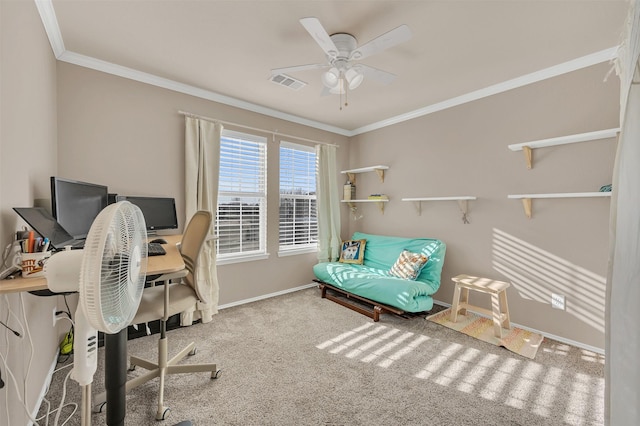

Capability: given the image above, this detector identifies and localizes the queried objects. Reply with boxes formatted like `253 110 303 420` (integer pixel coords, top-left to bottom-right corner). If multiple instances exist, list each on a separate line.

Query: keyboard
147 242 166 256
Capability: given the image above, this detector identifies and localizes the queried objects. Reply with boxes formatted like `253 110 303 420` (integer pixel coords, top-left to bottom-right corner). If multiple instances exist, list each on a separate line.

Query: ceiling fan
271 17 412 98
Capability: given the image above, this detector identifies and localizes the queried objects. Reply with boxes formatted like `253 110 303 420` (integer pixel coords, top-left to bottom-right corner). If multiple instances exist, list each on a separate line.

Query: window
216 129 267 260
279 141 317 253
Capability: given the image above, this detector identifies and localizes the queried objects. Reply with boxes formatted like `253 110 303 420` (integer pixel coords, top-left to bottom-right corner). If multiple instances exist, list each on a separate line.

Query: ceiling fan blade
351 24 412 60
359 64 397 85
300 17 339 59
271 63 328 75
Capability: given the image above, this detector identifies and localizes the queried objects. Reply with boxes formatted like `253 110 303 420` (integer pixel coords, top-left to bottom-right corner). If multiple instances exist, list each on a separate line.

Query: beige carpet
426 308 544 359
38 287 604 425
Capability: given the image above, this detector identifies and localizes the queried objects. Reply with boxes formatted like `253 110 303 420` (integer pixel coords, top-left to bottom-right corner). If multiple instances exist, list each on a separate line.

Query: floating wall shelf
508 128 620 169
341 199 389 214
341 165 389 183
401 196 477 216
507 192 611 218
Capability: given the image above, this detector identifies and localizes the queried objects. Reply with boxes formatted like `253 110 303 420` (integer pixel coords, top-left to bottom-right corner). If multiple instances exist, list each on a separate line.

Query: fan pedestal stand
104 329 194 426
104 330 128 426
44 201 148 426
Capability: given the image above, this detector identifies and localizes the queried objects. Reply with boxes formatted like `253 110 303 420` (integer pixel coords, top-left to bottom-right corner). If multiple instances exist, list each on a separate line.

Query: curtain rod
178 110 339 147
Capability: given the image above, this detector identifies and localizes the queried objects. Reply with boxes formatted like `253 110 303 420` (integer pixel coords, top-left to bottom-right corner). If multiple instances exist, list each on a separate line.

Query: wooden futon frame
314 279 406 322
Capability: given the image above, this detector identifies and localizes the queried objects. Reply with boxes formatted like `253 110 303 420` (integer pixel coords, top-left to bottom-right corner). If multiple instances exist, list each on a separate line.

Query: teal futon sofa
313 232 446 321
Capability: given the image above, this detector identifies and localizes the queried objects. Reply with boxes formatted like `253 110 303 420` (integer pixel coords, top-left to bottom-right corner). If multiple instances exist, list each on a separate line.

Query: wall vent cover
269 74 306 91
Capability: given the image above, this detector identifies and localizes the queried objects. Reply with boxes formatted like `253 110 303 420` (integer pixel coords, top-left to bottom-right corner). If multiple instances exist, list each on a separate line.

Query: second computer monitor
116 196 178 232
50 176 109 239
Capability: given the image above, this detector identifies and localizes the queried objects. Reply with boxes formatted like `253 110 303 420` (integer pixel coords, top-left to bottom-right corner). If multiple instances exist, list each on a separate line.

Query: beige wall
348 63 619 349
0 1 63 425
56 63 350 305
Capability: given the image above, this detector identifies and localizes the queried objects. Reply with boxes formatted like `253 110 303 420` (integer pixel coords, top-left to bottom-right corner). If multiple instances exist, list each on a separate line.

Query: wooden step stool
450 274 511 338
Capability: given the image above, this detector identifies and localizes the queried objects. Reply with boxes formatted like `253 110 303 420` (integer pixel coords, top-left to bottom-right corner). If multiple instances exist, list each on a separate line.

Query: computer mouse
150 238 168 245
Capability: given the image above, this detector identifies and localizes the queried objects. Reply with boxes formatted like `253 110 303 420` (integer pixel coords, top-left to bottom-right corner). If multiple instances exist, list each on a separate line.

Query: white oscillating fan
45 201 147 426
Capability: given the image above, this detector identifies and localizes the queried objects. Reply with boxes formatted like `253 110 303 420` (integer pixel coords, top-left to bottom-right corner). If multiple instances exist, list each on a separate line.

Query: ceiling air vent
269 73 307 91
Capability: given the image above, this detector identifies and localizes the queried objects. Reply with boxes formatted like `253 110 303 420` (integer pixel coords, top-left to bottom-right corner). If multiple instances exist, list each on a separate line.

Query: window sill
217 252 270 266
278 246 318 257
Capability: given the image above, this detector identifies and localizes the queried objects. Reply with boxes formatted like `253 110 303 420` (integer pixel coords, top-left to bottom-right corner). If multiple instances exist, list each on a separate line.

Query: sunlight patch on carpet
426 308 544 359
316 322 429 369
314 314 601 424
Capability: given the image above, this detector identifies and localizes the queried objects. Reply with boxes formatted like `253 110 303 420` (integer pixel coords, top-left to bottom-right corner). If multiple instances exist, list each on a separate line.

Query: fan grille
80 202 147 334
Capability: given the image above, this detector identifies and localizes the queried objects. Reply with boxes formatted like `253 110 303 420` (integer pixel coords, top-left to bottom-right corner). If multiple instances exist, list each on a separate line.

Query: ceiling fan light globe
322 68 340 88
345 68 364 90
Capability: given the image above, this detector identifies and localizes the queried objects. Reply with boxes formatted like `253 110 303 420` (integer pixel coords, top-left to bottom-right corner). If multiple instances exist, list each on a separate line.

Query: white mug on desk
14 251 52 278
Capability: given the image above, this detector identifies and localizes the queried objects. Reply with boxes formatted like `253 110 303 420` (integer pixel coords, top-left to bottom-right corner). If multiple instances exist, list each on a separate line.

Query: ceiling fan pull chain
345 83 349 108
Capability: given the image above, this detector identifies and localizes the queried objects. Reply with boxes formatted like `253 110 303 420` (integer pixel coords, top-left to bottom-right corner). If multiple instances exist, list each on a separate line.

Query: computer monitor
50 177 109 239
116 196 178 232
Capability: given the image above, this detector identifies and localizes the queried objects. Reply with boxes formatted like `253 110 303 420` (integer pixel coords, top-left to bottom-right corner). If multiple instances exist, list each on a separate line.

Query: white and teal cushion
389 250 429 280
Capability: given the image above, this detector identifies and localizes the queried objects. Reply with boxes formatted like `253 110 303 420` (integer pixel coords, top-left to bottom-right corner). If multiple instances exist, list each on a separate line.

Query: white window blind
279 141 317 251
217 130 267 258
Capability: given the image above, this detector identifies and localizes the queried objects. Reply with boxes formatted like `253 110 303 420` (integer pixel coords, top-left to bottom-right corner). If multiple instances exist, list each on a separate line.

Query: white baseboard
433 299 604 355
218 282 318 311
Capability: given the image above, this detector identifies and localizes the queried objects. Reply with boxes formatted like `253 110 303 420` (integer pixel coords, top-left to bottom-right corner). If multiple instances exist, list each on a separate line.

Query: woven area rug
426 307 544 359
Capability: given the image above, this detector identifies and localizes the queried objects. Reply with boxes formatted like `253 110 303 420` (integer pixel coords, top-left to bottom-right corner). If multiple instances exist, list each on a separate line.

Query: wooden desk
0 234 184 295
146 234 184 275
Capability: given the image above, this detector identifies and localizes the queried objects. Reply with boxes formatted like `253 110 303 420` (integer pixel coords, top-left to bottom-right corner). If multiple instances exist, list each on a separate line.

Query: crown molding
35 0 619 138
35 0 351 137
351 47 619 135
34 0 65 58
56 51 352 137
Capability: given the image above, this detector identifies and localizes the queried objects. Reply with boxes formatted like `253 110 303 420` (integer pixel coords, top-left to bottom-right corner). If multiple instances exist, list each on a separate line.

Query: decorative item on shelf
343 180 356 201
599 184 612 192
367 194 388 201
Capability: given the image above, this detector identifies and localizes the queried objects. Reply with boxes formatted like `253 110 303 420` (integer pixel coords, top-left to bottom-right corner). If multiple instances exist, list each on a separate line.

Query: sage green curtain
315 144 341 262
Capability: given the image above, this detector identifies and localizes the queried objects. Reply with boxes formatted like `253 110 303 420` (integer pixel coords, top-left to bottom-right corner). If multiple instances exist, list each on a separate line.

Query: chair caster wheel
156 407 170 421
188 347 197 356
211 369 221 379
93 401 106 413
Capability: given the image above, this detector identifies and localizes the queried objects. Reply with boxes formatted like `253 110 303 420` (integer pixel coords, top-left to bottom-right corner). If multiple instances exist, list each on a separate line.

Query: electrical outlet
551 293 565 310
